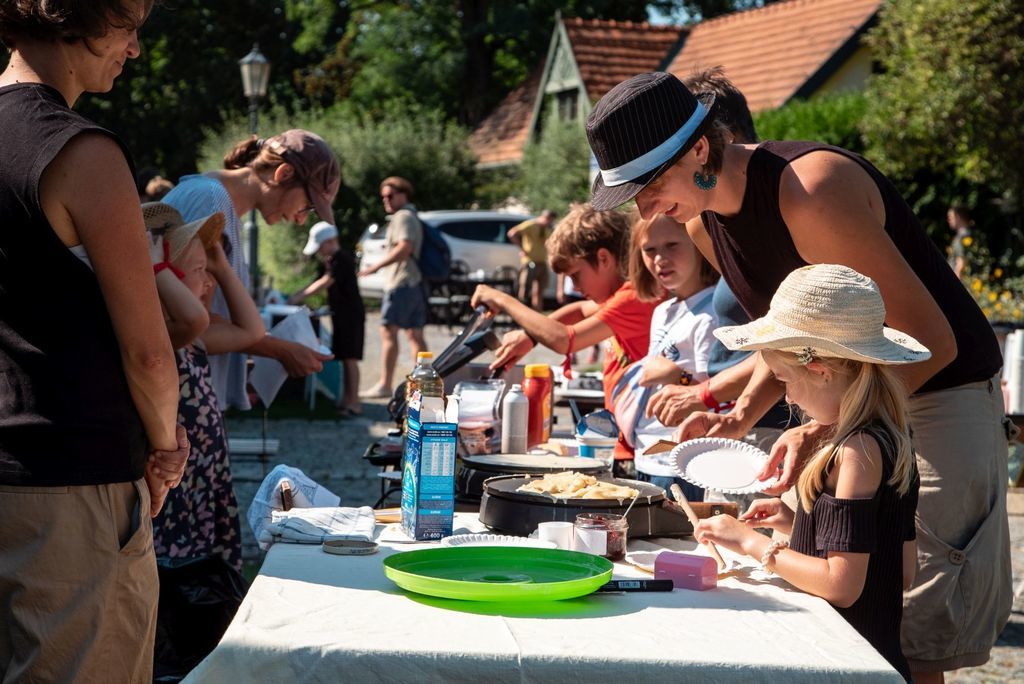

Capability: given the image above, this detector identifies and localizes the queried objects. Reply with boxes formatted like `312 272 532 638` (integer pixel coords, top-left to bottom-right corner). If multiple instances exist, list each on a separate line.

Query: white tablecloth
185 514 902 683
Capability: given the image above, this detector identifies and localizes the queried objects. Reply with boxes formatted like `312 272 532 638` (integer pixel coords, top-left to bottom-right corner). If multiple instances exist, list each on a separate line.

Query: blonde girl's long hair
764 351 916 512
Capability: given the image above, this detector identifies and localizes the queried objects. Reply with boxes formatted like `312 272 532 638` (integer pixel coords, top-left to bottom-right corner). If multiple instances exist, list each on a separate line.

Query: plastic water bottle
408 351 443 400
501 384 529 454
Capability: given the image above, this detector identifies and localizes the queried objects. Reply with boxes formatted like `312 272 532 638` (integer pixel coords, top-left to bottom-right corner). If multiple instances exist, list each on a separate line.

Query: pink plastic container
654 551 717 591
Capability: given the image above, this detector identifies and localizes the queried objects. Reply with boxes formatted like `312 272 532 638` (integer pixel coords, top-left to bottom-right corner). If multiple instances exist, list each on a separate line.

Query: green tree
518 119 591 215
863 0 1024 198
862 0 1023 270
323 0 692 127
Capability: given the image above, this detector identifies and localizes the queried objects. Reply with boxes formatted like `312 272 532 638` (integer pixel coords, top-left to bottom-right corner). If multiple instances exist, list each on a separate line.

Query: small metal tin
322 539 379 556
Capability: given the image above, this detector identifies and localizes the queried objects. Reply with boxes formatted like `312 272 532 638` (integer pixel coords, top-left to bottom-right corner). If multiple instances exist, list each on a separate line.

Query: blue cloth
381 284 427 329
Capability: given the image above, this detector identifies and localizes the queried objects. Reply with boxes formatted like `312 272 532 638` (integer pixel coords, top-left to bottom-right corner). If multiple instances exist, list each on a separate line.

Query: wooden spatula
642 439 678 456
670 483 726 571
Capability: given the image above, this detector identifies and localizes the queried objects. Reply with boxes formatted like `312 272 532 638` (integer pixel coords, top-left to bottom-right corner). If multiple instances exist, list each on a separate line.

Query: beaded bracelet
759 539 789 574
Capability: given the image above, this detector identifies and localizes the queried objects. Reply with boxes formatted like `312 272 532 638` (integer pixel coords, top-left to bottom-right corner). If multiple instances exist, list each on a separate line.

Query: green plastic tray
383 546 613 602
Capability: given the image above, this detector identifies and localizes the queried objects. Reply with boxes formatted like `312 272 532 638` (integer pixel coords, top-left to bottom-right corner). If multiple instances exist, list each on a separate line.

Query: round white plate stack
671 438 778 494
440 534 557 550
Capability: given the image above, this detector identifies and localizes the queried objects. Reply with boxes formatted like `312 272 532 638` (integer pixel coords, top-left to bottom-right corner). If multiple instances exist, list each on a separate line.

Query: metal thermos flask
501 384 529 454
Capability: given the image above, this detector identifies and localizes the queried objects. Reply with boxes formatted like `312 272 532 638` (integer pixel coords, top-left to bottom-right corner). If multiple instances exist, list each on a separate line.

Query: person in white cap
693 264 926 683
290 222 365 415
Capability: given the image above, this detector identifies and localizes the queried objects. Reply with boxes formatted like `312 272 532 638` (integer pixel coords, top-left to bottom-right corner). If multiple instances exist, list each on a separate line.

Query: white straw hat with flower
714 264 931 365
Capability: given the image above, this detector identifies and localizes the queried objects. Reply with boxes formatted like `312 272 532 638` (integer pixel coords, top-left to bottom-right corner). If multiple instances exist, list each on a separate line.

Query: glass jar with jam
573 512 628 561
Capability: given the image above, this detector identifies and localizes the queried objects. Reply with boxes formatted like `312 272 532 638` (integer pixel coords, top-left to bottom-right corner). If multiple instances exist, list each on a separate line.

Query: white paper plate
440 534 556 550
672 438 778 494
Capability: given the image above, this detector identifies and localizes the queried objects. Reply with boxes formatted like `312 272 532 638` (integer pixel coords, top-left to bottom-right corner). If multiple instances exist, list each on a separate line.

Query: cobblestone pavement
226 314 1023 682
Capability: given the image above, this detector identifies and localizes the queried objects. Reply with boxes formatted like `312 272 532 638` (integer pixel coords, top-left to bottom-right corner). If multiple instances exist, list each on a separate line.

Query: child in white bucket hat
693 264 927 682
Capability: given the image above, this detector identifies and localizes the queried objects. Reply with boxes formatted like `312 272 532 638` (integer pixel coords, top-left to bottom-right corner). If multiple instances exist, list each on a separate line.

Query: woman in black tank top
0 3 189 679
585 73 1010 681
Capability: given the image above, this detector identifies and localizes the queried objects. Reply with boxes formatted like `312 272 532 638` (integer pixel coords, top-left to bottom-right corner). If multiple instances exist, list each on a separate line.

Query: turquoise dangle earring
693 169 717 191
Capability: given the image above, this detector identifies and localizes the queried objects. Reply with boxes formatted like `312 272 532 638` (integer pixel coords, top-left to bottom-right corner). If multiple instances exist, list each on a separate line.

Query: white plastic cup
536 521 574 550
577 434 617 468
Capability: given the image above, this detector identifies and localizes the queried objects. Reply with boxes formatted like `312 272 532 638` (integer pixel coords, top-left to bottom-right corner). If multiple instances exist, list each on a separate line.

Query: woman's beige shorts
902 376 1013 672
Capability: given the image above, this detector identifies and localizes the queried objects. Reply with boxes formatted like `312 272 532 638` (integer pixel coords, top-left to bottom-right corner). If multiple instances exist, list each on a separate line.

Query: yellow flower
962 236 974 247
994 267 1003 278
988 292 998 302
972 279 983 292
983 307 993 318
1001 290 1011 300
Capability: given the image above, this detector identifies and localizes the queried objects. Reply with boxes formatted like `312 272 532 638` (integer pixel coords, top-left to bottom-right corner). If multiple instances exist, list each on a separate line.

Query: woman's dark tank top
0 83 147 486
702 141 1001 393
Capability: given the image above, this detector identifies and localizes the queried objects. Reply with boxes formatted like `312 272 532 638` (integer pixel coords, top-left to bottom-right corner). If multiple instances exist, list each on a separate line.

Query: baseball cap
303 221 339 256
265 129 341 222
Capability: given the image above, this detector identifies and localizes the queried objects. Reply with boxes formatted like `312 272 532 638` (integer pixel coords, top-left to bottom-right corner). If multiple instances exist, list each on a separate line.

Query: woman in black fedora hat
586 72 1009 681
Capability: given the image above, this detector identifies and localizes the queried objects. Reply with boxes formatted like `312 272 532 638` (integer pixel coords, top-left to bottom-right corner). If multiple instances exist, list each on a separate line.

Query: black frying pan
478 474 693 538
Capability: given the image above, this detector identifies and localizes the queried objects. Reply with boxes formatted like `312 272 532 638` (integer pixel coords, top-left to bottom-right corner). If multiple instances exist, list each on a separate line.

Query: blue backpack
417 219 452 283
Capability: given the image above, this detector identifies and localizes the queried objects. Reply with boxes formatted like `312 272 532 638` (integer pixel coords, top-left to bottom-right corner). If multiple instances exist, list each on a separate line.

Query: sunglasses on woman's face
299 188 315 218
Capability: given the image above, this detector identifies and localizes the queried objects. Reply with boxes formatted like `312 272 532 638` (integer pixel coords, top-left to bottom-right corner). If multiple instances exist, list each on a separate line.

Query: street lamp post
238 43 270 300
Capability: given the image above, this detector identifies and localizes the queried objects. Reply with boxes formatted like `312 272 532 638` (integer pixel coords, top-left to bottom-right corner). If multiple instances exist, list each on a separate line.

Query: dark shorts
521 262 549 292
331 312 365 360
381 284 427 330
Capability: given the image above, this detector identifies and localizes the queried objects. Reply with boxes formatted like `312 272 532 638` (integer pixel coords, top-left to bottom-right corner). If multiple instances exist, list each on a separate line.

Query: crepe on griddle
517 471 639 499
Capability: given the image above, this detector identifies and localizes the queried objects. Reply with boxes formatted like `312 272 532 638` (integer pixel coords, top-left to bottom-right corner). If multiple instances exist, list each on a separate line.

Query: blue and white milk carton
401 392 459 540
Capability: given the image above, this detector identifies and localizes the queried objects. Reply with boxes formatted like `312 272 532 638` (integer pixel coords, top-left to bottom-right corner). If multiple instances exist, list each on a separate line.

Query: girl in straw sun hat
692 264 925 683
143 202 266 572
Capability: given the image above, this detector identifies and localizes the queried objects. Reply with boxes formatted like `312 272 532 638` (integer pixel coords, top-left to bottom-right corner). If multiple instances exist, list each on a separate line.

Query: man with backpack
359 176 430 398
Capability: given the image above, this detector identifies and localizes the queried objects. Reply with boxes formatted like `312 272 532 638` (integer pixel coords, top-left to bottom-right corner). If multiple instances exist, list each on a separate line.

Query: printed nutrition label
421 430 455 493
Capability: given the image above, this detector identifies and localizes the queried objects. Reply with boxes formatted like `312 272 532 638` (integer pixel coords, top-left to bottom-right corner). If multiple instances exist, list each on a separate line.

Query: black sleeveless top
703 141 1002 393
0 83 147 486
790 423 919 683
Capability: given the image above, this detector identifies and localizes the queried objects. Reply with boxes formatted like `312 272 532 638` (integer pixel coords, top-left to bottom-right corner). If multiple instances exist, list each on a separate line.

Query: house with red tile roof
469 0 880 168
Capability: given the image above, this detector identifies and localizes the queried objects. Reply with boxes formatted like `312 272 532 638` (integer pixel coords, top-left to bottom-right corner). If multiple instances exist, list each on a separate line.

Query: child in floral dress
145 203 265 570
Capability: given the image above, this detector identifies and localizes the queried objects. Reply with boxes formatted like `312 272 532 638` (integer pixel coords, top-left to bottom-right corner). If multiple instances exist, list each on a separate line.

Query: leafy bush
473 165 523 211
754 92 867 153
198 103 477 295
518 119 592 215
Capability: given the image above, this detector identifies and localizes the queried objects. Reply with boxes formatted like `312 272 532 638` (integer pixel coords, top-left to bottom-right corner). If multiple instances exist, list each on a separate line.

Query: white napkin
248 465 341 550
258 506 376 546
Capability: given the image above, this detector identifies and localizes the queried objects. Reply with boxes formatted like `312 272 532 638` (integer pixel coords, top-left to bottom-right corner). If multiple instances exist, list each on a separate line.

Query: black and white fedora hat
586 72 715 211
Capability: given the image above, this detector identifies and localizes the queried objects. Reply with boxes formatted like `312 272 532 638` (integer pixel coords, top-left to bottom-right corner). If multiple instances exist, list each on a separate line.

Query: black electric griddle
456 453 609 503
478 474 694 538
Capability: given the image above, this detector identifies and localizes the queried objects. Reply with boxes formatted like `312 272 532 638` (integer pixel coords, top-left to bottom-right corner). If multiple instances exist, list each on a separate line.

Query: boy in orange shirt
471 203 659 474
